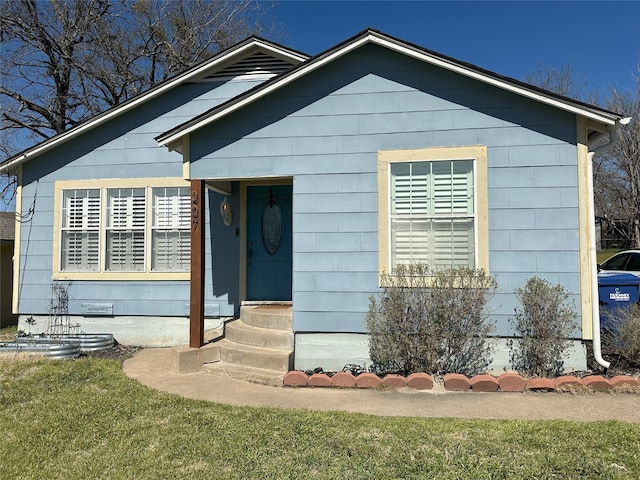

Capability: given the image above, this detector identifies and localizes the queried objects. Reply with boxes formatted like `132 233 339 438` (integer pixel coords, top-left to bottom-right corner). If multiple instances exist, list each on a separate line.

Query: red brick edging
283 371 640 393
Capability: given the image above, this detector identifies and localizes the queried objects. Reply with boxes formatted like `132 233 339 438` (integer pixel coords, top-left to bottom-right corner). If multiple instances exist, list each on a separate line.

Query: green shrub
366 263 497 376
508 277 577 377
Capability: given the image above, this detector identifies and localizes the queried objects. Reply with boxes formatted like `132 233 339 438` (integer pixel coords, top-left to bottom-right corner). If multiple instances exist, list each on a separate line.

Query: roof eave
0 37 309 174
157 29 623 148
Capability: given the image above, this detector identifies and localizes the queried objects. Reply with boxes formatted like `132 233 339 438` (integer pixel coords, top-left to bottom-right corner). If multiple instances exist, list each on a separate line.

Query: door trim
239 178 293 303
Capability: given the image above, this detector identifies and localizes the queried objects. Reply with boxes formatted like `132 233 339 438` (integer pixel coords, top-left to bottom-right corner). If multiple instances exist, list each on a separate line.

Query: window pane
62 189 100 229
433 218 474 268
152 230 190 271
61 231 99 271
391 162 429 215
106 231 145 271
151 186 190 271
107 188 145 229
627 254 640 271
61 189 100 271
105 188 145 271
152 187 190 228
391 218 431 268
432 160 473 215
452 160 474 214
390 159 475 271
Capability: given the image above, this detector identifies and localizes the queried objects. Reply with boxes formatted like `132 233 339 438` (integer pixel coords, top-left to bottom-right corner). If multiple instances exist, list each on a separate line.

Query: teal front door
246 185 292 301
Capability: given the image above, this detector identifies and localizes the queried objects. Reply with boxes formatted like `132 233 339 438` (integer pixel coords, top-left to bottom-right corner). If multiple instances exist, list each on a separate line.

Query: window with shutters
390 160 474 269
151 187 190 271
54 179 191 279
378 146 489 276
61 189 101 271
106 188 146 271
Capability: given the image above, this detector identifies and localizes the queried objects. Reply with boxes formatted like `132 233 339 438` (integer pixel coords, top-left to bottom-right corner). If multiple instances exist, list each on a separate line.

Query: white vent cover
199 52 296 81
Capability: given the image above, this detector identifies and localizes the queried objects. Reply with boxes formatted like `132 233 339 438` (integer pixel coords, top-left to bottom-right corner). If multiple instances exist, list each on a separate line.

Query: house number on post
191 191 199 228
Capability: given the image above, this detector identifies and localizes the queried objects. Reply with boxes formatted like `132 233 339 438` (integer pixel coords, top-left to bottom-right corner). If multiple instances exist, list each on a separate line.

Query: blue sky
273 1 640 98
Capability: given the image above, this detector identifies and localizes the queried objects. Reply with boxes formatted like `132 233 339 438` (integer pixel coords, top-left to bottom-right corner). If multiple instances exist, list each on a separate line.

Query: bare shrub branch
366 264 497 376
601 304 640 368
508 277 578 377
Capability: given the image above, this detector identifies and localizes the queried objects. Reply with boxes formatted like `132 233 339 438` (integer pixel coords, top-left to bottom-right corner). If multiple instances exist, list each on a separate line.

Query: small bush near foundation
602 304 640 367
366 264 497 376
508 277 577 377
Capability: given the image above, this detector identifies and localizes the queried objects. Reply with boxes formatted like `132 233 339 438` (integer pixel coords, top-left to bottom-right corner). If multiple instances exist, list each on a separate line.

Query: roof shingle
0 211 16 241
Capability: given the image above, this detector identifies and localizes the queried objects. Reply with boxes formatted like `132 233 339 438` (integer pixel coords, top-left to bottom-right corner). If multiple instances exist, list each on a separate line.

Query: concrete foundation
17 315 228 347
294 333 588 374
294 333 371 372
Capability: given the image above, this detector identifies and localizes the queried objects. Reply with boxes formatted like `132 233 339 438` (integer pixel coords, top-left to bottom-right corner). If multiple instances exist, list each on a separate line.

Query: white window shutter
151 187 190 271
390 160 475 270
60 185 190 274
106 188 146 271
61 189 100 271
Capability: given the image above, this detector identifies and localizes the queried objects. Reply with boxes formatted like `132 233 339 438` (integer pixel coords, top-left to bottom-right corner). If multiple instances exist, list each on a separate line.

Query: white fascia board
0 40 306 174
158 33 617 148
0 155 25 174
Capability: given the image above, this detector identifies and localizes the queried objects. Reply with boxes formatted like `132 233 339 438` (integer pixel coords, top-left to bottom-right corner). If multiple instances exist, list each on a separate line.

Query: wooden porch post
189 179 205 348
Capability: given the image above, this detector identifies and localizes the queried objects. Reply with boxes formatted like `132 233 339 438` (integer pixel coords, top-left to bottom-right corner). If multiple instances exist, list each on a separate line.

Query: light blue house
1 30 628 374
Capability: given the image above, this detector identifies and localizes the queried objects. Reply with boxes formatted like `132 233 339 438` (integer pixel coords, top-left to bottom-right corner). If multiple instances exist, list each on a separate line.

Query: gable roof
0 37 309 174
157 28 627 150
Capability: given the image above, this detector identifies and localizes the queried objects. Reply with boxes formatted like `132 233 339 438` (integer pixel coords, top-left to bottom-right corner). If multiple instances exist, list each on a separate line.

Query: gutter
587 116 632 369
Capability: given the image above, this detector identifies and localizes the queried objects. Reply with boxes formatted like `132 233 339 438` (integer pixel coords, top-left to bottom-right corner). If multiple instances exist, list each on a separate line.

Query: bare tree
0 0 276 208
523 60 592 103
0 0 110 141
524 61 639 248
84 0 276 109
594 79 640 248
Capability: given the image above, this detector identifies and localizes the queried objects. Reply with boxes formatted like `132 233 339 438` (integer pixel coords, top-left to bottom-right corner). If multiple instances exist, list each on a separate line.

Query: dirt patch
585 342 640 378
83 344 142 363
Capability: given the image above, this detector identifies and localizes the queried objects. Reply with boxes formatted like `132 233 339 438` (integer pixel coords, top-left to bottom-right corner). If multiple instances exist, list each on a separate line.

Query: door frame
239 178 293 303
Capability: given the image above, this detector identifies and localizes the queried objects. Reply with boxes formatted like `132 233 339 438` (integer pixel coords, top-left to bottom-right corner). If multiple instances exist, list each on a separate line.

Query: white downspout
588 117 632 369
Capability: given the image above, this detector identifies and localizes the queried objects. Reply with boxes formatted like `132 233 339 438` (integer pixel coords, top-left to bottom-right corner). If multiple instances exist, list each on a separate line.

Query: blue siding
190 44 581 337
18 79 263 318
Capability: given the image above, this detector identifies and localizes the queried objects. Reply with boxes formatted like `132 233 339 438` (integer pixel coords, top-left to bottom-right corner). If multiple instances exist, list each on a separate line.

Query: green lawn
1 357 639 479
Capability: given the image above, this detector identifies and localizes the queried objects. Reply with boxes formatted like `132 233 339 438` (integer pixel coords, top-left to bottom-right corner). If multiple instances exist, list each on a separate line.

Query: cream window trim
378 146 489 277
53 178 190 281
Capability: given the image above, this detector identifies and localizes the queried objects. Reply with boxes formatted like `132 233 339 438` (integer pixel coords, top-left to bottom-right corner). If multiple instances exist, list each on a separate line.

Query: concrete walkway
123 348 640 423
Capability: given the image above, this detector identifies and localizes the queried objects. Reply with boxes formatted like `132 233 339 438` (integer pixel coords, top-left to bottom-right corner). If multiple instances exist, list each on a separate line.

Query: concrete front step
240 305 292 330
204 328 223 343
225 319 293 350
201 306 293 384
217 338 293 371
202 362 284 387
